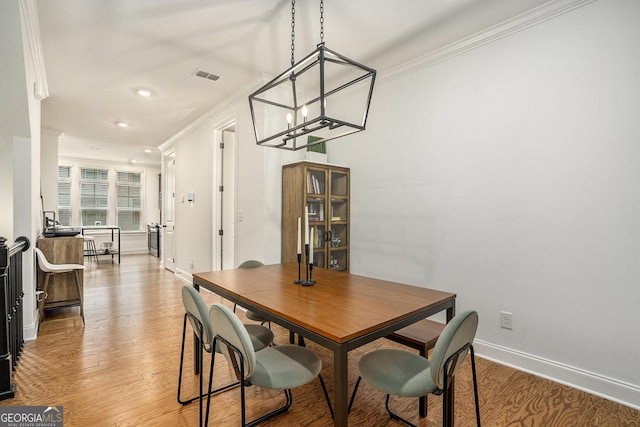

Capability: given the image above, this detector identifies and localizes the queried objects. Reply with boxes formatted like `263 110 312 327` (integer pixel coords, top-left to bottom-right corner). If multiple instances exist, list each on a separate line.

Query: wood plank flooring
3 254 639 426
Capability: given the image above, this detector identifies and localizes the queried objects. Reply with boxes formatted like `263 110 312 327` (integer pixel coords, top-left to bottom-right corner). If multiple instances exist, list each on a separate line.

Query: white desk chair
34 247 85 328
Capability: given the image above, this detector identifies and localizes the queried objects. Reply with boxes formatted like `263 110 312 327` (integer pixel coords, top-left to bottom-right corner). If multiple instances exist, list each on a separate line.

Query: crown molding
58 156 158 170
158 0 597 151
19 0 49 100
158 74 269 153
381 0 597 84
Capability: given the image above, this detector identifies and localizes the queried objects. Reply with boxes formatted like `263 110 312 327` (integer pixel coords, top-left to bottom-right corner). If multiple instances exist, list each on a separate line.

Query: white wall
0 141 13 240
328 0 640 408
17 0 48 340
173 122 215 274
40 128 60 212
162 0 639 409
162 82 301 279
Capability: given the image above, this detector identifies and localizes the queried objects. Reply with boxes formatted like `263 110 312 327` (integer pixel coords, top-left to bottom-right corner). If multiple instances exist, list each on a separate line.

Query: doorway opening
214 122 236 270
162 152 176 272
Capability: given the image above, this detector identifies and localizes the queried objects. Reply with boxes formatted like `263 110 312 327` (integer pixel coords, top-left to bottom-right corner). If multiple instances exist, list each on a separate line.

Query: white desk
81 226 121 264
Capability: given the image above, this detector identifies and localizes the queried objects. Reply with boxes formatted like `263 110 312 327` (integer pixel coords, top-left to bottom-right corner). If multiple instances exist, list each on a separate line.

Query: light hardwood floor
3 254 639 426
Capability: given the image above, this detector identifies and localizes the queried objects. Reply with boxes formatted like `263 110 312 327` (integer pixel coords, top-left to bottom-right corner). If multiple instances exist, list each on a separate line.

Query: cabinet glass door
330 249 348 271
306 168 326 195
330 171 348 197
307 198 325 222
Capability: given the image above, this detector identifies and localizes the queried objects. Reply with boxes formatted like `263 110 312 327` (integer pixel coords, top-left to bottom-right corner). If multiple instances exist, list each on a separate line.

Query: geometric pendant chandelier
249 0 376 151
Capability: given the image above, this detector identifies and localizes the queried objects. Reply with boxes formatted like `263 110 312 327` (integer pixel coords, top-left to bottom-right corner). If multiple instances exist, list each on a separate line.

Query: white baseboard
174 268 193 284
24 322 37 341
474 340 640 410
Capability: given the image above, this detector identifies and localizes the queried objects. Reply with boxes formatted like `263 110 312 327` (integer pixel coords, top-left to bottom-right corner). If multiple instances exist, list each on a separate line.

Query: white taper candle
309 227 314 264
297 217 301 254
305 206 309 246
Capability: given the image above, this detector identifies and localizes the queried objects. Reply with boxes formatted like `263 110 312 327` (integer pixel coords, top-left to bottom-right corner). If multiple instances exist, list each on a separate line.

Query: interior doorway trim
212 115 238 271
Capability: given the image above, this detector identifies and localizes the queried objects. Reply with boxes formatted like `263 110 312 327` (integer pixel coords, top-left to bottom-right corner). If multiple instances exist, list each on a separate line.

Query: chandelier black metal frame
249 0 376 151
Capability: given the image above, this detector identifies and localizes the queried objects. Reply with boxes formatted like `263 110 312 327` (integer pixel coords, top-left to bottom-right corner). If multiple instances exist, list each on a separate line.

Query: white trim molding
475 340 640 411
19 0 49 100
380 0 597 84
174 268 193 285
158 74 269 153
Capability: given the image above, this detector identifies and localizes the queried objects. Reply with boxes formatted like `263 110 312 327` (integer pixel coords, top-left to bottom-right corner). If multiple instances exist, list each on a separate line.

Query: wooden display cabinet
282 161 350 272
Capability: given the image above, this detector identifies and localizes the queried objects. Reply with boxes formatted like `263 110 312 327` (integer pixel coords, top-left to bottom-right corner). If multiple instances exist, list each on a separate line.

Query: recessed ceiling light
116 121 129 127
137 89 152 97
131 160 138 163
144 149 152 153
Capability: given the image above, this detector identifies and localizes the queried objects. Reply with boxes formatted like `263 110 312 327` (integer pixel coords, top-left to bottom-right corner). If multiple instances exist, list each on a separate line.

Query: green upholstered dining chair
205 303 333 427
349 310 481 427
233 260 271 328
178 286 274 427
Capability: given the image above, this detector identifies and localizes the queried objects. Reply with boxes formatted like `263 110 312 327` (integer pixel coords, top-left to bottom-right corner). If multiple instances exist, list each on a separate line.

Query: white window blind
80 168 109 226
116 171 142 231
57 166 71 226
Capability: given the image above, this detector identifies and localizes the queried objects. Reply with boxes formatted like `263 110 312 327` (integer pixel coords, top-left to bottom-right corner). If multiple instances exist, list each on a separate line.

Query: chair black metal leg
177 315 188 403
178 315 210 405
205 339 217 427
348 376 362 414
177 315 205 426
350 375 417 426
318 374 334 419
260 320 272 329
470 346 481 426
245 389 292 427
179 315 240 427
176 316 198 401
385 394 418 427
441 342 479 427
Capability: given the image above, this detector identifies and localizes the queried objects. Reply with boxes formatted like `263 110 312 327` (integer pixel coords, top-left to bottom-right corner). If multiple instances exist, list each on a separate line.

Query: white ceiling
33 0 554 165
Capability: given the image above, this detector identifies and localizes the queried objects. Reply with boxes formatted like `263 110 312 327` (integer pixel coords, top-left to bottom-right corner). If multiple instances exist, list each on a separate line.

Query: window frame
115 170 143 231
79 167 110 227
57 165 72 226
57 163 147 232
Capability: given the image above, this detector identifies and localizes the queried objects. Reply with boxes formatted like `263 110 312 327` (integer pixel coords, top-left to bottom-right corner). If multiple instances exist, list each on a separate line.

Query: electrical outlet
500 311 513 330
189 259 194 270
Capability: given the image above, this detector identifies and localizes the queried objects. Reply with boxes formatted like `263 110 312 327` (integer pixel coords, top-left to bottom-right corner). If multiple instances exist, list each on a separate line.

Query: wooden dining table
192 263 456 426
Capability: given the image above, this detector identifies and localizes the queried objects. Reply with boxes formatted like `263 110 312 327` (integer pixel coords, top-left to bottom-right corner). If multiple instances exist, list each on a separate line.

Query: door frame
161 149 176 271
212 116 238 271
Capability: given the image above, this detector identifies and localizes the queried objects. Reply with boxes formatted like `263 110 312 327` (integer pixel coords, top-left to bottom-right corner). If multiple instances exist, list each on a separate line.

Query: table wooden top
193 263 456 344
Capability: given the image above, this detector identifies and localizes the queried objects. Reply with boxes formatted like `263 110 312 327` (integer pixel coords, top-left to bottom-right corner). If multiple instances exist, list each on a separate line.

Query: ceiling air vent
193 69 221 82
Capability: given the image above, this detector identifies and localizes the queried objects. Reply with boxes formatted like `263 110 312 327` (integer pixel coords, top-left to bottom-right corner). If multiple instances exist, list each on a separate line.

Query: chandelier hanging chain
290 0 296 66
249 0 376 150
319 0 324 43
